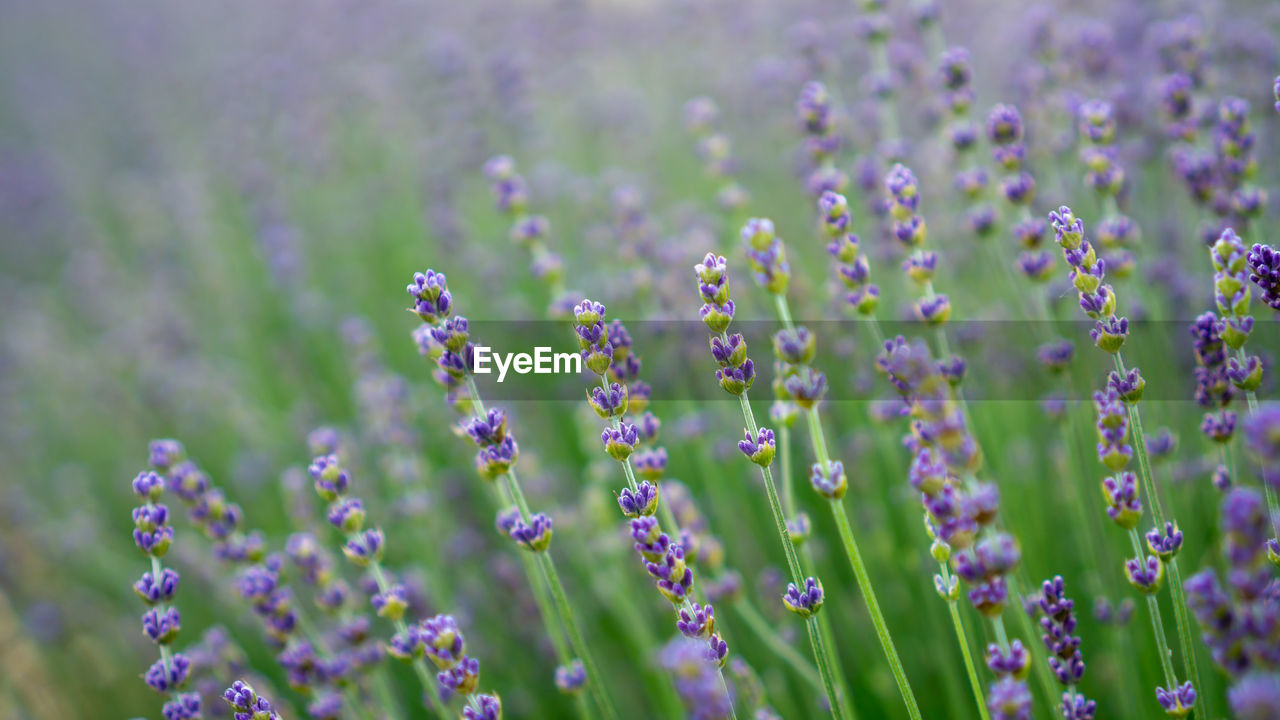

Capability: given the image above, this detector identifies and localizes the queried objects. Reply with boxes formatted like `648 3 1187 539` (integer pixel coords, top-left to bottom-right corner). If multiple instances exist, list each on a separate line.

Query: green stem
464 375 620 720
781 424 859 720
367 560 445 716
739 393 847 719
1126 530 1180 690
942 564 991 720
811 407 922 720
731 600 824 692
1114 353 1203 717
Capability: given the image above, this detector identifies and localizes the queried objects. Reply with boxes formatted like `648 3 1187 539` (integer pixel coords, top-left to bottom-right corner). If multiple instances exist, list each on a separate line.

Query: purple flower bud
463 694 502 720
632 447 668 481
371 584 409 620
135 568 180 605
715 359 755 396
1155 682 1196 718
772 326 816 364
438 655 481 694
1146 522 1183 560
795 81 834 135
474 436 519 479
738 428 776 467
133 471 166 501
646 542 694 604
809 461 847 499
784 367 826 408
617 482 660 519
327 497 365 533
1200 409 1237 444
677 602 716 638
309 455 349 501
1101 472 1142 529
782 577 824 618
1124 553 1164 594
161 693 202 720
1227 673 1279 719
555 660 587 694
406 270 452 323
148 440 186 474
987 676 1031 720
142 607 182 645
342 529 384 567
709 333 747 368
146 653 191 693
601 423 639 462
586 382 629 418
509 512 554 552
463 409 508 446
986 640 1029 678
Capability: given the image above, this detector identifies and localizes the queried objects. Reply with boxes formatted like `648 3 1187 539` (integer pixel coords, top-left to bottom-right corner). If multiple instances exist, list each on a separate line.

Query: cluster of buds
819 190 879 314
408 270 476 408
1189 311 1238 445
153 445 263 563
308 455 384 569
1247 242 1280 313
483 155 571 315
1208 228 1263 398
795 81 848 197
1185 487 1278 684
131 464 201 718
696 254 755 396
683 96 749 211
1049 206 1130 353
390 615 501 715
223 681 280 720
1035 576 1096 718
1077 101 1141 278
886 164 951 325
1212 98 1266 228
235 559 302 649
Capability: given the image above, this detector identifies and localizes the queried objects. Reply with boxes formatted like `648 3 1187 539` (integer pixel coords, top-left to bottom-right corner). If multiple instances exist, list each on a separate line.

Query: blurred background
1 0 1278 718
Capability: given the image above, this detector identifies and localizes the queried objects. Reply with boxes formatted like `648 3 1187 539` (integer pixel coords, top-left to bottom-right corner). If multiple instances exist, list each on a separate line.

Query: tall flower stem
1113 352 1204 719
594 375 739 720
365 559 445 716
730 599 824 692
1125 530 1180 690
806 406 922 720
779 425 857 720
739 392 849 720
940 563 990 720
464 376 620 720
774 292 921 719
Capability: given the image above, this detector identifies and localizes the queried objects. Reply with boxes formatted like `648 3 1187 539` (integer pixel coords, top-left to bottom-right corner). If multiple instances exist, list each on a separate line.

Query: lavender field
3 0 1280 718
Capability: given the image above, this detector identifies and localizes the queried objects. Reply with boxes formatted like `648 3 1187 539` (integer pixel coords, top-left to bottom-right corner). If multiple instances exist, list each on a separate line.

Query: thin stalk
1114 352 1204 718
807 407 923 720
781 425 858 720
773 289 920 718
366 560 445 716
739 392 848 719
941 563 991 720
464 376 620 720
731 600 824 693
1126 530 1180 690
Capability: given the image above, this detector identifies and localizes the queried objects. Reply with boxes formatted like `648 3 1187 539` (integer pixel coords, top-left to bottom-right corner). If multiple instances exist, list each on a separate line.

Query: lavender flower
782 577 824 618
556 660 587 695
1155 682 1196 718
737 428 776 467
617 481 659 518
1228 673 1280 719
1035 576 1095 717
508 513 553 552
223 681 279 720
1247 243 1280 312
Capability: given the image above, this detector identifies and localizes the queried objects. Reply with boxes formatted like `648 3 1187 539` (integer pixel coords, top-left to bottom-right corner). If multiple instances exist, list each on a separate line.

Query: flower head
782 577 824 618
